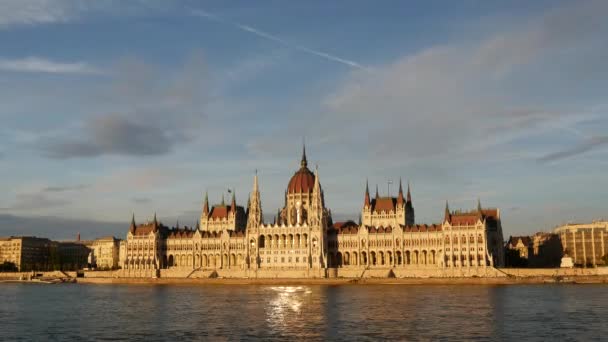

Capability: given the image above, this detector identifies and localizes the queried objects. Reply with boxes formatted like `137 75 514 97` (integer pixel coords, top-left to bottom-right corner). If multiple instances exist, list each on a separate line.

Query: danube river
1 284 606 341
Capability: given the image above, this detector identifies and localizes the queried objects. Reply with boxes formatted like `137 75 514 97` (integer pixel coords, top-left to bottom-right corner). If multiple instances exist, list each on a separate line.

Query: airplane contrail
192 9 368 71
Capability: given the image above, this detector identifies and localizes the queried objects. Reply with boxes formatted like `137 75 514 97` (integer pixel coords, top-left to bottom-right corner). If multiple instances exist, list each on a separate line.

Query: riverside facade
120 148 505 278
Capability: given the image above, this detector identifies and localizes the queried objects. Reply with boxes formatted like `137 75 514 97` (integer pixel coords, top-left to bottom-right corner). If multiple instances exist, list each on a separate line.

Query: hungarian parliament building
120 148 505 278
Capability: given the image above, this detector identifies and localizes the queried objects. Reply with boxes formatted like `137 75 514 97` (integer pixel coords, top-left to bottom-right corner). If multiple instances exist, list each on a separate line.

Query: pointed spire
477 198 484 219
364 179 370 207
129 213 136 233
196 220 200 230
221 193 225 206
313 165 320 191
397 178 405 205
444 201 451 222
231 189 236 211
153 212 157 224
203 191 209 215
253 169 259 192
375 184 379 199
300 140 308 168
407 181 412 203
176 219 179 229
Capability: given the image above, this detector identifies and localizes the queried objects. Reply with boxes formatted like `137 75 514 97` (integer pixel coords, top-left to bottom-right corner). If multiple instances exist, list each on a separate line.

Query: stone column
601 230 605 261
449 232 454 267
482 234 488 267
582 230 587 267
591 228 596 266
474 231 479 267
572 231 577 263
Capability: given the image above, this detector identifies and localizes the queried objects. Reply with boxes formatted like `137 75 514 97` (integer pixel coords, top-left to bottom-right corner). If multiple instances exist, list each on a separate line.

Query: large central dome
287 145 315 194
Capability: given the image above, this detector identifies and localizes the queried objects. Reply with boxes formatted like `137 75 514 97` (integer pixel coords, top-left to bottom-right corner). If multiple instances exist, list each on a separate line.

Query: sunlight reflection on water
1 284 607 341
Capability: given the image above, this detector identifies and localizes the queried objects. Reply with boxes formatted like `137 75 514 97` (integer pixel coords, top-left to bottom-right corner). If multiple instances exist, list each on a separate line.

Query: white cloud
0 56 103 74
0 0 172 29
0 0 76 27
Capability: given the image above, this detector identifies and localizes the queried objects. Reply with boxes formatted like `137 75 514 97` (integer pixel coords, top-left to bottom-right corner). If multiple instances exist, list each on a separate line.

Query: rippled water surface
1 283 607 341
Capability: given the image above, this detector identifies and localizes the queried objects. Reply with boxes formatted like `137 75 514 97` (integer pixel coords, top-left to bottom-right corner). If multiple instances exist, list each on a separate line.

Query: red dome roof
288 167 315 193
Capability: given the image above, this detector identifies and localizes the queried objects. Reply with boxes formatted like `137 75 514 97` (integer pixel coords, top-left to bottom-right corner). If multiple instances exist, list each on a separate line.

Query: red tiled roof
168 228 195 239
449 215 479 226
447 208 499 226
332 221 359 234
207 205 245 220
371 197 396 212
287 167 315 193
482 209 498 219
402 224 443 232
209 205 228 219
132 224 155 236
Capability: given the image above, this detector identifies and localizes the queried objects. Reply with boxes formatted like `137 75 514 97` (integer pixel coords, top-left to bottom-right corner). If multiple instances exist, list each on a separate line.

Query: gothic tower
247 171 263 229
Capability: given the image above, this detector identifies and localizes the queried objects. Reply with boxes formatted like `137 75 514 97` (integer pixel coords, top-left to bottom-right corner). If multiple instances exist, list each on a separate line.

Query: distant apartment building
0 235 100 272
0 236 54 271
505 236 531 267
554 221 608 267
505 233 563 267
89 236 121 269
57 240 91 270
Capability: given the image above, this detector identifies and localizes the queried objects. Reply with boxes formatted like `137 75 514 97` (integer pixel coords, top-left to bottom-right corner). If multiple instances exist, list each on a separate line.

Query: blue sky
0 0 607 239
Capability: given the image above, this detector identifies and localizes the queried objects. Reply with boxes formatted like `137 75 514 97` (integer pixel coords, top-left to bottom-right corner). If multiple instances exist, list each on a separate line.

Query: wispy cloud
0 0 75 28
0 193 70 211
0 56 103 75
38 53 209 158
42 184 90 192
192 9 368 70
318 0 608 162
538 136 608 162
0 0 172 29
132 197 152 204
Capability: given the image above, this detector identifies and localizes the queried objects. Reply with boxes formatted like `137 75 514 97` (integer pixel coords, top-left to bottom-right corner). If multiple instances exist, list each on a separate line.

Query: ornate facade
120 148 505 277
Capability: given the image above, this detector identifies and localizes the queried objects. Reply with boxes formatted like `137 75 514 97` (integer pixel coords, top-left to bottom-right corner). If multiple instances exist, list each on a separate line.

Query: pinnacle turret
203 191 209 215
407 182 412 203
247 171 263 228
129 213 136 233
231 190 236 211
364 179 370 207
397 178 404 206
300 141 308 168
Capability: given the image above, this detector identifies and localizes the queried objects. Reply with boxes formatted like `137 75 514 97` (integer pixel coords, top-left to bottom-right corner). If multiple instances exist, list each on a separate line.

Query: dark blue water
0 284 606 341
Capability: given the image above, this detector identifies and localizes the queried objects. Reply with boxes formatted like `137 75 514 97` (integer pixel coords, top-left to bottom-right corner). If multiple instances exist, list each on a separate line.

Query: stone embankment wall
5 267 608 281
499 267 608 277
0 271 68 279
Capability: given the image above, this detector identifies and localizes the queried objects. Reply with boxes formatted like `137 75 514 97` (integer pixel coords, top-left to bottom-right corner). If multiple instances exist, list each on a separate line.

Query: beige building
554 221 608 267
0 236 54 271
120 147 505 277
89 236 121 269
